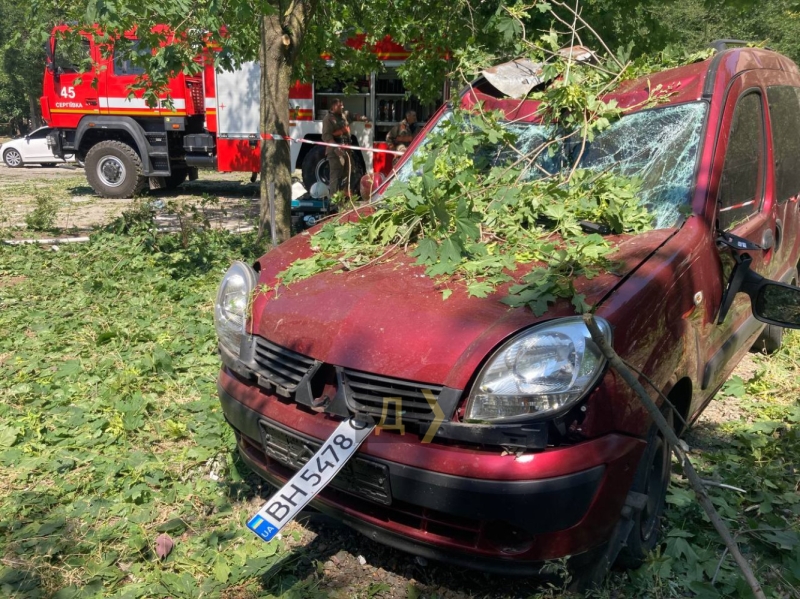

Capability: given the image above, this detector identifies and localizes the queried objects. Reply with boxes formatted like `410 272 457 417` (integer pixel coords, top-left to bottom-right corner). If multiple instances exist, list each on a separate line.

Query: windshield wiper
579 220 611 235
533 217 612 235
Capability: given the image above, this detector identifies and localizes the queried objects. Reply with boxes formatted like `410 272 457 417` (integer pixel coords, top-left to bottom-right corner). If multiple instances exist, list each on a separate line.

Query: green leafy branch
276 2 700 315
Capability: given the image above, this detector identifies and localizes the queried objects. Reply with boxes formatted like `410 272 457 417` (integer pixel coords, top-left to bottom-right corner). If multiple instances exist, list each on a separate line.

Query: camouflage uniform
322 111 351 196
386 118 416 153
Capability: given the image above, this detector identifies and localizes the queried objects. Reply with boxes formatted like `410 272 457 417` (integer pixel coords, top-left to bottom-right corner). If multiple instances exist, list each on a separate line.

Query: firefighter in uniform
321 98 352 196
386 110 418 164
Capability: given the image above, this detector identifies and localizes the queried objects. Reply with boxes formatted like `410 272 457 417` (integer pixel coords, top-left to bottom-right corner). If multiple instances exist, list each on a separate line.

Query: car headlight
214 261 257 359
465 316 611 422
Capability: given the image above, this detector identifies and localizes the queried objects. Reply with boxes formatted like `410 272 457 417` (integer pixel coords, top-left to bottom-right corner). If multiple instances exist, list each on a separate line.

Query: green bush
23 190 59 231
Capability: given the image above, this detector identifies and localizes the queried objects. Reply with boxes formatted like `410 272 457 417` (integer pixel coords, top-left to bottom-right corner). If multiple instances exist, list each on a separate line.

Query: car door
23 128 56 162
701 74 778 392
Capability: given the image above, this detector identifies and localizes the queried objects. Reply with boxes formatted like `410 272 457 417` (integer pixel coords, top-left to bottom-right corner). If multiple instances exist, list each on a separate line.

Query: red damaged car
215 42 800 580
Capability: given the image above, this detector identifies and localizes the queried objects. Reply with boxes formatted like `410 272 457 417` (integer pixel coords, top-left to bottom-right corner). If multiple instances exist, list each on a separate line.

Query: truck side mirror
44 40 54 72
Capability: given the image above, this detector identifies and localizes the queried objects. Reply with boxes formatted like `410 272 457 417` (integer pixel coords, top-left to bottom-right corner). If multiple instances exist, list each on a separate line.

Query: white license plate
247 418 375 542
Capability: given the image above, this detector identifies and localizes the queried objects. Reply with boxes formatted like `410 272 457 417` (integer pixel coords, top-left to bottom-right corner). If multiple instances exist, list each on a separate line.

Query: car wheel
302 146 328 191
3 148 23 168
751 324 783 354
616 407 674 569
84 140 146 199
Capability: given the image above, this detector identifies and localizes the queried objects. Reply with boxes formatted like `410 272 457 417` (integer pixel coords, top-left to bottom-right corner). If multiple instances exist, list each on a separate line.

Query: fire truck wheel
3 148 23 168
165 168 188 189
301 146 328 191
85 140 146 199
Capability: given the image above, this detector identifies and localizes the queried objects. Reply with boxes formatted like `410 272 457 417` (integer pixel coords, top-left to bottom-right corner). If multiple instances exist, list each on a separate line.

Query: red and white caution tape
260 133 404 156
718 200 755 213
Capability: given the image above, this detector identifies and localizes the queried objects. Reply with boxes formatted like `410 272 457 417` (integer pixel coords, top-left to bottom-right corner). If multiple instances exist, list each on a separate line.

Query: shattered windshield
392 102 708 230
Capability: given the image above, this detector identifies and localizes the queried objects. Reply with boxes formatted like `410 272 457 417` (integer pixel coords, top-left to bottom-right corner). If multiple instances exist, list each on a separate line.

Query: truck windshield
391 102 708 230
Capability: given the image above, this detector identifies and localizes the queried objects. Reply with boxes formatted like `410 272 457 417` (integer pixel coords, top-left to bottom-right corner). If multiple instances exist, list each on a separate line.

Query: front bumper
219 368 645 566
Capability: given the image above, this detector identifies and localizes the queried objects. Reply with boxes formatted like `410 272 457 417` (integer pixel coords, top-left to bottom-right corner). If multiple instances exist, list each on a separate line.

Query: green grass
0 214 798 598
0 219 292 598
611 337 800 599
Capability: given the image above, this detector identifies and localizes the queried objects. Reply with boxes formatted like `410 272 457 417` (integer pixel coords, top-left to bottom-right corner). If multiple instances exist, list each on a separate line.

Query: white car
1 127 77 168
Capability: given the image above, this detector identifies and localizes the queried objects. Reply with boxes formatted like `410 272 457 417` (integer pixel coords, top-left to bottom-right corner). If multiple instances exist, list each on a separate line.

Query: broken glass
575 102 708 229
389 102 708 230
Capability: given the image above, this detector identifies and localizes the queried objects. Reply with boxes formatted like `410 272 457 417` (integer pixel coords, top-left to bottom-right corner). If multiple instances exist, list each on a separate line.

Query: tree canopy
4 0 789 243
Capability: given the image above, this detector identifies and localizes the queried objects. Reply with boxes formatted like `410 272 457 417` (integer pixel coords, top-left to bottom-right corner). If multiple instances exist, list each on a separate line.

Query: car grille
247 335 455 426
252 336 317 393
343 368 443 423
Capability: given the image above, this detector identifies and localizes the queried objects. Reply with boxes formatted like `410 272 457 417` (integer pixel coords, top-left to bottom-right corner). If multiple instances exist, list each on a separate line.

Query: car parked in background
1 126 77 168
214 41 800 586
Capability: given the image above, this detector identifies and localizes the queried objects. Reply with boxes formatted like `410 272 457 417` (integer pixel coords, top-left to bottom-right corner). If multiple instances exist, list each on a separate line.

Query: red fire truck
42 27 445 198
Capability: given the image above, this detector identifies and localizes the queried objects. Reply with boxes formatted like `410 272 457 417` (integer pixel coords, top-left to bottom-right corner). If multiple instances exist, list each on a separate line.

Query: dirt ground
0 163 308 238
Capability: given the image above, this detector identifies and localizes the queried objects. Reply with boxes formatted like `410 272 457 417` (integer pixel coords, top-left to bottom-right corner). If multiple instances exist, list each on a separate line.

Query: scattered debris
154 533 174 560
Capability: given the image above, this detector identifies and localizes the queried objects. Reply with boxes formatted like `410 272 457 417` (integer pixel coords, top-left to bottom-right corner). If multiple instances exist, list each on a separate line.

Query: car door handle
86 99 98 106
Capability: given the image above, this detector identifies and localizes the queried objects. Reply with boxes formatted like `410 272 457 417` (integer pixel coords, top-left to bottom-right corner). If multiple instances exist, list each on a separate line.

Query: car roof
463 47 800 122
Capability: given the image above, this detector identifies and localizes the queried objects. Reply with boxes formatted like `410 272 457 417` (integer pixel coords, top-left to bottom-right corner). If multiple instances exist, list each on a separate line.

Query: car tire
566 541 613 593
85 140 146 199
750 324 783 354
165 167 188 189
302 146 328 191
3 148 23 168
616 407 674 569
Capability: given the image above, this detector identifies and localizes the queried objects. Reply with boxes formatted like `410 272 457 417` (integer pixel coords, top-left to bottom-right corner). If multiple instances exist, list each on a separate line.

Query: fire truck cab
41 27 445 199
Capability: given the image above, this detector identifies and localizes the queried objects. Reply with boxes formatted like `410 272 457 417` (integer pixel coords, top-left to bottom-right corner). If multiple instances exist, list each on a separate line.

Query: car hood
251 227 676 389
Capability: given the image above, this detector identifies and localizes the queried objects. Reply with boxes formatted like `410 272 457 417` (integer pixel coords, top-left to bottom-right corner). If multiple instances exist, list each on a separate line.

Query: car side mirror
744 275 800 329
718 253 800 329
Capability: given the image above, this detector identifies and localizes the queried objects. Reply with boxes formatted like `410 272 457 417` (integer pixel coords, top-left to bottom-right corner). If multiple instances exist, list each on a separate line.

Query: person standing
321 98 352 196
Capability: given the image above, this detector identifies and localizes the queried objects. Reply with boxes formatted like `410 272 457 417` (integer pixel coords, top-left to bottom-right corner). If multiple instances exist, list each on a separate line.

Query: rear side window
767 86 800 203
718 92 764 230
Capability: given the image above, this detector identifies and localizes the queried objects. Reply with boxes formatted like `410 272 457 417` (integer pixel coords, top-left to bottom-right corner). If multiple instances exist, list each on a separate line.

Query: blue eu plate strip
247 514 280 542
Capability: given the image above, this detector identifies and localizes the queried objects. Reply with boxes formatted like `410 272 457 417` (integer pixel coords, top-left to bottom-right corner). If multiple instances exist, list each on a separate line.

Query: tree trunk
29 95 42 130
258 1 317 245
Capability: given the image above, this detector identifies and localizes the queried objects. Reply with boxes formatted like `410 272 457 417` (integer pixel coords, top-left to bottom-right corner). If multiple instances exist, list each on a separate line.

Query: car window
54 35 92 74
27 128 51 140
766 86 800 204
717 92 764 230
574 102 707 229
